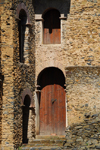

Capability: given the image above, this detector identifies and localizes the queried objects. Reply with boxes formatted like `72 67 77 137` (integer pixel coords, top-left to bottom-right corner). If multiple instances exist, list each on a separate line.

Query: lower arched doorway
37 67 66 135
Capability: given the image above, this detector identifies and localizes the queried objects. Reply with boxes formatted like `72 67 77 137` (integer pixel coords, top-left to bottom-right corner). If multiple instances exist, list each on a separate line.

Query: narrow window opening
18 9 27 63
22 95 31 143
43 9 61 44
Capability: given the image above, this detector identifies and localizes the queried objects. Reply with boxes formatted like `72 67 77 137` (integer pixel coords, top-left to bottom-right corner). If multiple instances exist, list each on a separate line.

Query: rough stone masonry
0 0 35 149
0 0 100 149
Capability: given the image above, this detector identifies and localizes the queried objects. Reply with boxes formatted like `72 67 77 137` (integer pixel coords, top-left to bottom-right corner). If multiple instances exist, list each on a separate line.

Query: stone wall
1 1 15 149
35 0 100 141
1 0 35 149
63 112 100 150
35 15 67 80
13 1 35 148
0 0 100 149
64 67 100 150
65 0 100 66
66 67 100 126
35 0 100 79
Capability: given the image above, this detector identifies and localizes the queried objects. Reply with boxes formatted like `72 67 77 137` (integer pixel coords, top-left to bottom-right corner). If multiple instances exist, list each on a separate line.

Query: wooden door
43 9 61 44
39 68 66 135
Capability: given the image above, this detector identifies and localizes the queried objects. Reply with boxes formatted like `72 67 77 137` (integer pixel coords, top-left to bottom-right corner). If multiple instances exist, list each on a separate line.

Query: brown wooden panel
43 9 61 44
39 68 66 135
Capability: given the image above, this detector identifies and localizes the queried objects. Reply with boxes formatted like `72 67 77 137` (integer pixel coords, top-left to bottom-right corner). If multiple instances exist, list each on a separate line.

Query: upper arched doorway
37 67 66 135
43 9 61 44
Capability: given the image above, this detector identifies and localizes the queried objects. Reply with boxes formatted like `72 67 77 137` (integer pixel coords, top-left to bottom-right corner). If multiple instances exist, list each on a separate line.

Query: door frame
35 67 68 135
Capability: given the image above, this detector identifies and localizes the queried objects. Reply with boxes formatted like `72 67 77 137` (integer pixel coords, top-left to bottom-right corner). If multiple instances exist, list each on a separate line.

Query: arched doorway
37 67 66 135
43 9 61 44
22 94 31 143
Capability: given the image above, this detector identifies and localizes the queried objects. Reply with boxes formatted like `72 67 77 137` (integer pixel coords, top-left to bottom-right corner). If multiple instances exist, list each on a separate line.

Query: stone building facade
0 0 100 149
0 0 35 149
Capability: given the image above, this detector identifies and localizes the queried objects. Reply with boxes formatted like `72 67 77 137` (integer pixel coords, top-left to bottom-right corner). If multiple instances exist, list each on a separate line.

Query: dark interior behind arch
33 0 71 17
37 67 65 89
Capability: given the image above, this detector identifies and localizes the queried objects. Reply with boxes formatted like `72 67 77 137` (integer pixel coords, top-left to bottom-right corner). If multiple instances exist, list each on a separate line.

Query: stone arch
37 66 65 86
21 89 35 143
21 88 34 108
36 60 66 82
16 3 31 25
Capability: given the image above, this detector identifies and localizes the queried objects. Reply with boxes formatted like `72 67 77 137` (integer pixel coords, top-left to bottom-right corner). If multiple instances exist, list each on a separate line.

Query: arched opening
43 9 61 44
37 67 66 135
22 94 31 143
18 9 27 63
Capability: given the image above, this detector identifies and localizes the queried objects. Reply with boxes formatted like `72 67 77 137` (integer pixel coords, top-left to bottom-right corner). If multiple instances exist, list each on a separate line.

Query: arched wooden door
39 68 66 135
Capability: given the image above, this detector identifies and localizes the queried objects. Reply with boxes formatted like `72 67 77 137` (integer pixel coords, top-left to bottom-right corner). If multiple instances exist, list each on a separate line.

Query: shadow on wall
33 0 71 17
0 13 2 146
22 94 31 144
0 80 3 146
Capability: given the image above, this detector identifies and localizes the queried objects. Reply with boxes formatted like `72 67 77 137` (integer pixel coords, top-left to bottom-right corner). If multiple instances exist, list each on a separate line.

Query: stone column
24 25 30 65
28 107 35 142
35 14 44 45
60 14 67 46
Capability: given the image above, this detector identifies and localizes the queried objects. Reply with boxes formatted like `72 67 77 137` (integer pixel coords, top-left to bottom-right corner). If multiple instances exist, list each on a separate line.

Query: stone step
29 139 65 145
36 135 65 140
21 146 63 150
20 136 66 150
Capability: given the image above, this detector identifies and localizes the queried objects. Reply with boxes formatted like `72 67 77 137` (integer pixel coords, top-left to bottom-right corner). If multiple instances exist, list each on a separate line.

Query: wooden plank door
39 68 66 135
